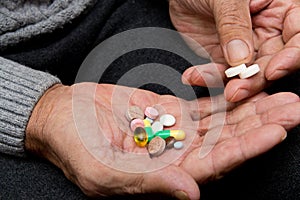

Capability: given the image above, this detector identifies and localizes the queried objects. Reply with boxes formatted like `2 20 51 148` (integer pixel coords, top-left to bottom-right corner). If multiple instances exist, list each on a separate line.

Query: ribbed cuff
0 57 61 157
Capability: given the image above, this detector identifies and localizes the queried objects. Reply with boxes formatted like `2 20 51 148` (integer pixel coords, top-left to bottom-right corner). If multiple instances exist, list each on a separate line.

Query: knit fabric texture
0 0 96 156
0 57 60 156
0 0 96 50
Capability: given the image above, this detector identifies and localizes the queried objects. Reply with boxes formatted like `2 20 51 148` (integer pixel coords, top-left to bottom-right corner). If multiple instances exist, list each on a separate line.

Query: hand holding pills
171 0 300 102
26 83 300 199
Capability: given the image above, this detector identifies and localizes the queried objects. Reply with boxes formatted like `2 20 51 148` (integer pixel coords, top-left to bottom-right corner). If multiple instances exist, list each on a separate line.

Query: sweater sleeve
0 57 61 157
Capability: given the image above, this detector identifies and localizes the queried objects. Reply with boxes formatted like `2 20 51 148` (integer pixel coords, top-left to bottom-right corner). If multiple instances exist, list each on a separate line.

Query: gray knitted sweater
0 0 96 156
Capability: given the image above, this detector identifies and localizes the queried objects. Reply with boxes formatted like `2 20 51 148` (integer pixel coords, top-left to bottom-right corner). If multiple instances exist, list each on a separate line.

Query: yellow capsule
143 119 154 140
154 130 186 141
143 119 151 127
133 127 148 147
170 130 186 141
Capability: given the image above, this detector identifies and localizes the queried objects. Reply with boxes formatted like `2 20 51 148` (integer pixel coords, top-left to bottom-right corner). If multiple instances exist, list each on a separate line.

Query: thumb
212 0 254 66
143 165 200 200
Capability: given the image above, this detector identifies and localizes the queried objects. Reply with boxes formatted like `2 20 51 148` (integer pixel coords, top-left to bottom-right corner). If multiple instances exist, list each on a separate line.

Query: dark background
1 0 300 199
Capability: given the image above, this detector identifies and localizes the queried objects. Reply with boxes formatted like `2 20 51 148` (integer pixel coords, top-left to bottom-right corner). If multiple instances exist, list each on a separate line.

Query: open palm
26 83 300 199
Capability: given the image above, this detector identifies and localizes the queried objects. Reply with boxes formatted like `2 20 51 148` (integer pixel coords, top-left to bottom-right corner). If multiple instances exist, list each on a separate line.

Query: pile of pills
126 106 186 157
225 63 260 79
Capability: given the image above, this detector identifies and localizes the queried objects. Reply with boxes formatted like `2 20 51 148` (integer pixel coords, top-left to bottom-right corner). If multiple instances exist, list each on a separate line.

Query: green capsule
155 130 186 141
143 119 155 141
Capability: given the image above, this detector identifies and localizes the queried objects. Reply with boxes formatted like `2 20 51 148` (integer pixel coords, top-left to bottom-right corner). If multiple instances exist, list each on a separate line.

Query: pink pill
130 118 145 131
144 107 159 120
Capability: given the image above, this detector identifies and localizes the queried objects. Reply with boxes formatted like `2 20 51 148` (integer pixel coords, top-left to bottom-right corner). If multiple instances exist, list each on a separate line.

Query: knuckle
215 2 252 33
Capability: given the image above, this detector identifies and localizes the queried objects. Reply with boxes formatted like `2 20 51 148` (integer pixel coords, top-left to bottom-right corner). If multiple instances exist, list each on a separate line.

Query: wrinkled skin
25 83 300 199
170 0 300 102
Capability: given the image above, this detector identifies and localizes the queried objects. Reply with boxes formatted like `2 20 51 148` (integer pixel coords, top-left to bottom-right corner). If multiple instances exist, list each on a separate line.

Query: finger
182 63 227 87
181 124 286 182
224 78 266 102
240 91 268 102
143 165 200 200
211 0 254 66
265 34 300 80
249 0 273 13
256 36 284 58
264 6 300 80
254 92 300 114
199 92 299 133
189 90 268 123
85 164 199 199
188 94 236 121
282 6 300 43
258 101 300 131
233 100 300 136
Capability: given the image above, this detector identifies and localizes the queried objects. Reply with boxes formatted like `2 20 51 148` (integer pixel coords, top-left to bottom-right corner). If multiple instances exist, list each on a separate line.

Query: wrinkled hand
25 83 300 199
170 0 300 102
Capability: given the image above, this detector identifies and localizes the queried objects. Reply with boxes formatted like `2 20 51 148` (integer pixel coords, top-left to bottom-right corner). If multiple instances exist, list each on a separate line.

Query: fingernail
267 69 289 81
182 69 193 84
281 133 287 141
174 190 190 200
226 39 250 64
182 76 190 84
229 88 250 102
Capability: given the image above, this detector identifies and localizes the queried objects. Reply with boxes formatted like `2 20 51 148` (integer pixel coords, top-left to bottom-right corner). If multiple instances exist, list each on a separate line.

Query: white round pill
160 114 176 127
174 141 184 150
151 121 164 133
239 64 260 79
225 64 247 78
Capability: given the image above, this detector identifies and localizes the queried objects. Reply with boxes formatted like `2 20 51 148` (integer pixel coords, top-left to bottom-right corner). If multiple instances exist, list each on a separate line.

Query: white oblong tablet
225 64 247 78
151 121 164 133
239 64 260 79
160 114 176 127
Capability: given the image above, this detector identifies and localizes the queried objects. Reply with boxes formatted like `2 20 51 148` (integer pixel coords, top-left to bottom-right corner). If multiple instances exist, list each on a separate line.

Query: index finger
181 123 286 182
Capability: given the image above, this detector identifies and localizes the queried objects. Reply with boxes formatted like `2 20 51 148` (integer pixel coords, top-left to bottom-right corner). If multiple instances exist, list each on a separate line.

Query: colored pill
174 141 184 150
126 106 144 121
133 127 148 147
154 130 186 141
143 119 154 139
145 107 159 120
151 121 164 133
130 118 144 131
165 137 176 149
148 136 166 157
160 114 176 127
144 117 154 124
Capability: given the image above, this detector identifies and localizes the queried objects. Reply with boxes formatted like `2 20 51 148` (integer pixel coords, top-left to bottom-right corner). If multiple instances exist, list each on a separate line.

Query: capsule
143 119 154 139
154 130 186 141
133 127 148 147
